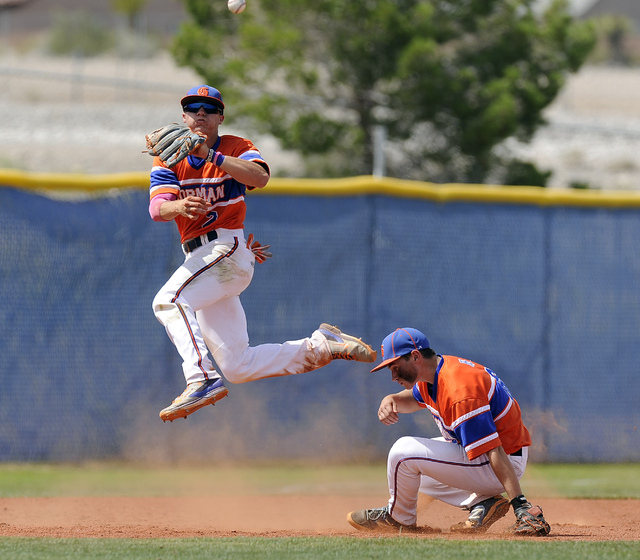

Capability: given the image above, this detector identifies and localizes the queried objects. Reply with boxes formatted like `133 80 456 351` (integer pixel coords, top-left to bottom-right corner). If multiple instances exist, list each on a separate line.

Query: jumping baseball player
347 327 550 536
147 85 376 422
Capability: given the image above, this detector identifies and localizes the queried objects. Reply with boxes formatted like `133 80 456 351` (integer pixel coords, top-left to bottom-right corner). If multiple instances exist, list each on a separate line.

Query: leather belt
183 230 218 253
510 448 522 457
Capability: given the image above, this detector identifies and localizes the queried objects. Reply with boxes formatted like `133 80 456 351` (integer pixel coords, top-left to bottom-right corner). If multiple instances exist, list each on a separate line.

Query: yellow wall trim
2 170 640 208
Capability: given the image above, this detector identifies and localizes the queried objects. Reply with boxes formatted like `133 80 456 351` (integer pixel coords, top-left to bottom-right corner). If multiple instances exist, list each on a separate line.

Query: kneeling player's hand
378 395 400 425
511 503 551 536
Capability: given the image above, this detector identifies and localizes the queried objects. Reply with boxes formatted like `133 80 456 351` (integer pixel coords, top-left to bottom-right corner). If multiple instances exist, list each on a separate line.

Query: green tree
49 11 115 57
172 0 595 182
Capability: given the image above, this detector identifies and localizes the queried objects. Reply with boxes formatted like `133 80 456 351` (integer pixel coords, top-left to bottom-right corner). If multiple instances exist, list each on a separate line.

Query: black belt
182 230 218 253
510 448 522 457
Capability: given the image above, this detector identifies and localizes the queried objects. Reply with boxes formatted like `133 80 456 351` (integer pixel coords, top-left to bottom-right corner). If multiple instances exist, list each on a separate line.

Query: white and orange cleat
316 323 377 363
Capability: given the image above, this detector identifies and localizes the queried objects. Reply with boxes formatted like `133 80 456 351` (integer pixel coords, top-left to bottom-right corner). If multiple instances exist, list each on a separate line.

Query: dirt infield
0 495 638 541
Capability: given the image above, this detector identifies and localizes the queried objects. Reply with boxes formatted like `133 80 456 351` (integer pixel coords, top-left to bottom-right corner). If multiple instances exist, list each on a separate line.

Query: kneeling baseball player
347 327 550 536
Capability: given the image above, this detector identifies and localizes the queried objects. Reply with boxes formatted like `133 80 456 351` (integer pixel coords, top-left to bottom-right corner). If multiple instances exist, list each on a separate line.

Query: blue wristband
205 150 226 166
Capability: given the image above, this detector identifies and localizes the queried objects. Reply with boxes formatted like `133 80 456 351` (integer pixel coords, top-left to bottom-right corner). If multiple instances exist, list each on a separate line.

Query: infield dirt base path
0 495 638 541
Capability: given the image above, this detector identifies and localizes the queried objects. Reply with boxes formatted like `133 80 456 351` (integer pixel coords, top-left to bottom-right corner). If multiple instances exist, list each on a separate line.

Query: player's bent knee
217 366 241 384
151 291 171 313
152 302 174 321
388 436 422 464
151 299 163 314
211 351 246 384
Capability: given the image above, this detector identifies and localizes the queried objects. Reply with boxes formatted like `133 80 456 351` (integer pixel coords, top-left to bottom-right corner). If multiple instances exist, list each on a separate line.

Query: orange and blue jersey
412 355 531 460
149 134 269 243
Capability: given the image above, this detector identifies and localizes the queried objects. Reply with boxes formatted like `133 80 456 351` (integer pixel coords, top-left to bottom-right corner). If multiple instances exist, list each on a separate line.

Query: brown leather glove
144 123 206 168
510 503 551 536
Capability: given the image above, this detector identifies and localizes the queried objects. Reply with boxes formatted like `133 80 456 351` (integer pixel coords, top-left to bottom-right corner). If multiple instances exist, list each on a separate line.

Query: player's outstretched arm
487 447 551 535
191 142 269 189
218 157 269 188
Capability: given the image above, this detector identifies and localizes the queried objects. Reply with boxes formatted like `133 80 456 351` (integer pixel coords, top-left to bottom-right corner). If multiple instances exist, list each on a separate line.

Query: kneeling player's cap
181 85 225 110
370 328 430 372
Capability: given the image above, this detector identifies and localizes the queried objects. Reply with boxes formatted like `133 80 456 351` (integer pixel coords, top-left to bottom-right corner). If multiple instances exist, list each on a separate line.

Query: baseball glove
144 123 206 168
510 504 551 536
246 233 272 264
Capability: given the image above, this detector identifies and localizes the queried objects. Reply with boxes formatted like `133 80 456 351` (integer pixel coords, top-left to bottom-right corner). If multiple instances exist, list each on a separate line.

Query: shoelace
369 508 391 522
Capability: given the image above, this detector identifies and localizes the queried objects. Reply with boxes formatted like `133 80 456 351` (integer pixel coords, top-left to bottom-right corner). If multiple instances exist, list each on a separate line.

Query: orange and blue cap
181 85 225 110
370 328 430 372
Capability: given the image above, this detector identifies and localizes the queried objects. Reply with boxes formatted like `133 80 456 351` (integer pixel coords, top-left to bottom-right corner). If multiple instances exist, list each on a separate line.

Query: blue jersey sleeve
412 384 426 405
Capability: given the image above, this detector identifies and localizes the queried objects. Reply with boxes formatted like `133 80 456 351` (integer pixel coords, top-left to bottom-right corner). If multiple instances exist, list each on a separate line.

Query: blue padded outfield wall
1 172 639 464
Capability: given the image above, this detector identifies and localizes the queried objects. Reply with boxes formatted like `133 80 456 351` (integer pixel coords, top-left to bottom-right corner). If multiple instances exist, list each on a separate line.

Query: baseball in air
227 0 246 13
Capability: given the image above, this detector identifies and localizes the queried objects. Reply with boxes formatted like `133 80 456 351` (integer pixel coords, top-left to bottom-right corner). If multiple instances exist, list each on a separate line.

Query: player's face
183 106 224 138
390 358 418 389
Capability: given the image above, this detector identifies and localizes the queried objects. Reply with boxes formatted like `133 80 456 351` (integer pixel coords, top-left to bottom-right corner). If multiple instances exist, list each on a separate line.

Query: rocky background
0 0 639 189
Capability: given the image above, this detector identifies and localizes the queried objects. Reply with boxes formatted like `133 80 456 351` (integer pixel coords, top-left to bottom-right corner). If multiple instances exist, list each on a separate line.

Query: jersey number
202 210 218 229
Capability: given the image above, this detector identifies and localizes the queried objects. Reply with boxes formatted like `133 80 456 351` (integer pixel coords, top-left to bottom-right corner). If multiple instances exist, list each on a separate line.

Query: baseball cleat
347 506 416 533
160 378 228 422
317 323 377 363
450 495 510 532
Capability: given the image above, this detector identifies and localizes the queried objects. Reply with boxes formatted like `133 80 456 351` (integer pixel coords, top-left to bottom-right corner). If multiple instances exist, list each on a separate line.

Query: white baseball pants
386 436 528 525
152 229 331 385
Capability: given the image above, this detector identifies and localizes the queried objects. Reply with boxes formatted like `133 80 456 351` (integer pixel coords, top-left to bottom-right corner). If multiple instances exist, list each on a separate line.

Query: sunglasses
183 103 223 115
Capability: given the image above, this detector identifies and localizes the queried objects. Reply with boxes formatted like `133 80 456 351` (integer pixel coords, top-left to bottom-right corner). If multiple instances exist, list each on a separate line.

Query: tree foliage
49 12 115 57
172 0 595 182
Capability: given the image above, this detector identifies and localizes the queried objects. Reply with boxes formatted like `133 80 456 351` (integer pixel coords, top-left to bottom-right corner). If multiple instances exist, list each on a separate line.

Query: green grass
0 462 639 498
0 463 638 559
0 538 638 560
524 463 640 499
0 462 388 497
